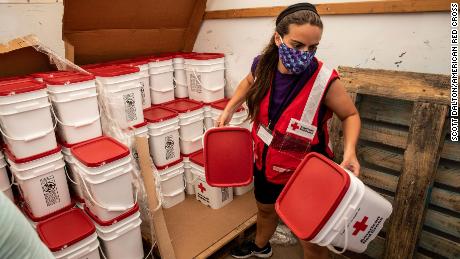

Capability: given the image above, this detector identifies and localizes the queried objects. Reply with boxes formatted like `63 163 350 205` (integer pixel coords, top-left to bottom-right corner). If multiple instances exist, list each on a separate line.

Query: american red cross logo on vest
291 122 300 131
198 183 206 193
352 216 369 236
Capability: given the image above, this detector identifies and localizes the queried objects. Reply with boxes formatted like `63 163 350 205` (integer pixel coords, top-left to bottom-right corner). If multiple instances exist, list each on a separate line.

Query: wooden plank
330 92 358 162
365 235 385 258
135 137 176 259
430 188 460 213
360 167 398 193
441 140 460 162
359 146 460 189
359 95 412 126
183 0 207 52
195 215 256 259
418 230 460 259
360 120 408 149
384 102 448 259
339 67 450 105
424 209 460 238
204 0 451 19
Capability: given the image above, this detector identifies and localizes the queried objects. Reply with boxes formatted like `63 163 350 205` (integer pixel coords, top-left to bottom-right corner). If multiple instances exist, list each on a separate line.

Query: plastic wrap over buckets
88 65 144 128
203 127 253 187
275 153 393 253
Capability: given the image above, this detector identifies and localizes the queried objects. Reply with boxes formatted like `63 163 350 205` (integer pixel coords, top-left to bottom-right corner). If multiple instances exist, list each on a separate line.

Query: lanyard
267 74 302 130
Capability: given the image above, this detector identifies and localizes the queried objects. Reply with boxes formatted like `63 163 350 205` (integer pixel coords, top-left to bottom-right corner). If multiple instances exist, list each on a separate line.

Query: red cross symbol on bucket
198 182 206 193
352 216 369 236
291 122 300 131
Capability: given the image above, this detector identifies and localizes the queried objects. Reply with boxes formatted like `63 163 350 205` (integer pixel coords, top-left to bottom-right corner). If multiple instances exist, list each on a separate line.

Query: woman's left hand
340 153 360 176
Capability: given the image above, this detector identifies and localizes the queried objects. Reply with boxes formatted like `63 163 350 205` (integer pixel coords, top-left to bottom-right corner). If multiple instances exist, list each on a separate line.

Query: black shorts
253 165 285 204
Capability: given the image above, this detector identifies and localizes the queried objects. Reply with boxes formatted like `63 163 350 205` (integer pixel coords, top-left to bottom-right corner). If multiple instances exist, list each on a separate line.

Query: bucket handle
327 217 349 254
189 68 226 92
172 77 187 87
67 243 92 259
150 87 174 93
179 134 203 143
77 167 139 212
65 166 78 185
50 102 101 128
0 120 57 142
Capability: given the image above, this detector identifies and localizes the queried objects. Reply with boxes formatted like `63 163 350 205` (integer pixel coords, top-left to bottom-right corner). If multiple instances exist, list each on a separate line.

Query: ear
274 32 282 47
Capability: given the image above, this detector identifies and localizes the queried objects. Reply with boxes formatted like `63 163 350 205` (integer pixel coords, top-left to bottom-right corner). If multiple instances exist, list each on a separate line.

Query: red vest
251 61 338 184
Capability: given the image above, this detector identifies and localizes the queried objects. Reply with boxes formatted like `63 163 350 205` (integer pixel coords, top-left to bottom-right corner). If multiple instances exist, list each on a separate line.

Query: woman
217 3 361 259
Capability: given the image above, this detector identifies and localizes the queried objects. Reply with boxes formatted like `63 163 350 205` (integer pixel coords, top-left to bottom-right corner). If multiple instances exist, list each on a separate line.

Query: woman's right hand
215 109 234 127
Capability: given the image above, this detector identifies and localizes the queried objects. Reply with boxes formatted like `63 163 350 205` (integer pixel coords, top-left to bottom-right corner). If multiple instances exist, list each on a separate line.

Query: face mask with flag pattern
278 37 316 74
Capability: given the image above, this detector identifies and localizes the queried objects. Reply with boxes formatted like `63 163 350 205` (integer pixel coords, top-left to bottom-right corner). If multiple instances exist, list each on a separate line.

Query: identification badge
286 118 317 140
257 124 274 146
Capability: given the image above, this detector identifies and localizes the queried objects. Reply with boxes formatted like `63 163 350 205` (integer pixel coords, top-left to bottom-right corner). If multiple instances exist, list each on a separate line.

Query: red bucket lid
203 127 253 187
148 55 173 62
37 208 95 252
162 99 203 113
133 120 148 128
84 203 139 226
189 149 204 167
22 200 76 223
71 136 130 167
156 157 183 170
0 76 34 83
144 106 178 123
187 53 225 60
31 71 76 80
44 73 95 85
275 152 351 240
0 79 46 96
4 145 62 164
210 98 244 112
87 65 139 77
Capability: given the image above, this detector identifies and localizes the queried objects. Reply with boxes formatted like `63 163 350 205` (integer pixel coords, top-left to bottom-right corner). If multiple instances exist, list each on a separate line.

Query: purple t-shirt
250 56 319 122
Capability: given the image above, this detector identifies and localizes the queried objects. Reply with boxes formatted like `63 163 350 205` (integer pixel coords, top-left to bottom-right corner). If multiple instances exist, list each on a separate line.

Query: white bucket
309 171 392 253
86 204 144 259
162 100 205 143
90 66 144 128
124 121 149 164
145 108 181 167
203 105 213 130
46 76 102 145
210 99 250 129
149 57 175 105
0 81 57 159
182 156 196 195
36 208 101 259
233 180 254 196
7 147 71 218
190 162 233 209
176 108 205 155
71 137 135 222
173 54 189 98
276 154 393 254
123 61 151 109
61 145 85 203
22 200 76 229
158 160 186 208
184 54 225 103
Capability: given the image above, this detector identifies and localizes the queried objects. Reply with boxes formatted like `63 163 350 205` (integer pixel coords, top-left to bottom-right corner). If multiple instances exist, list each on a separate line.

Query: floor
222 243 304 259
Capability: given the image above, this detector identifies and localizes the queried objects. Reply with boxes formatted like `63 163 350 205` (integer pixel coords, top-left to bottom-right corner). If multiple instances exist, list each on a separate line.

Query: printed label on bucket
190 75 202 94
40 175 61 207
123 92 138 122
165 135 176 161
196 180 210 205
140 83 146 105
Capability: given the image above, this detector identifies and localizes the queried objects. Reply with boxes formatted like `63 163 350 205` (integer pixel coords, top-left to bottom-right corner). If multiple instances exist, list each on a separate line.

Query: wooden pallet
330 67 459 259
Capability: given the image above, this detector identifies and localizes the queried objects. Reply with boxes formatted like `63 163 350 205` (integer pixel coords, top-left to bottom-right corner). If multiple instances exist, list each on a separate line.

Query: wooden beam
204 0 451 19
418 230 460 258
339 66 450 105
135 137 176 259
384 102 448 259
183 0 207 52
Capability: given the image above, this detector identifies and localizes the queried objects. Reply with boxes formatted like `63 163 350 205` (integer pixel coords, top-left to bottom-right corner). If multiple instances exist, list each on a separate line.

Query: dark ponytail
246 10 323 121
